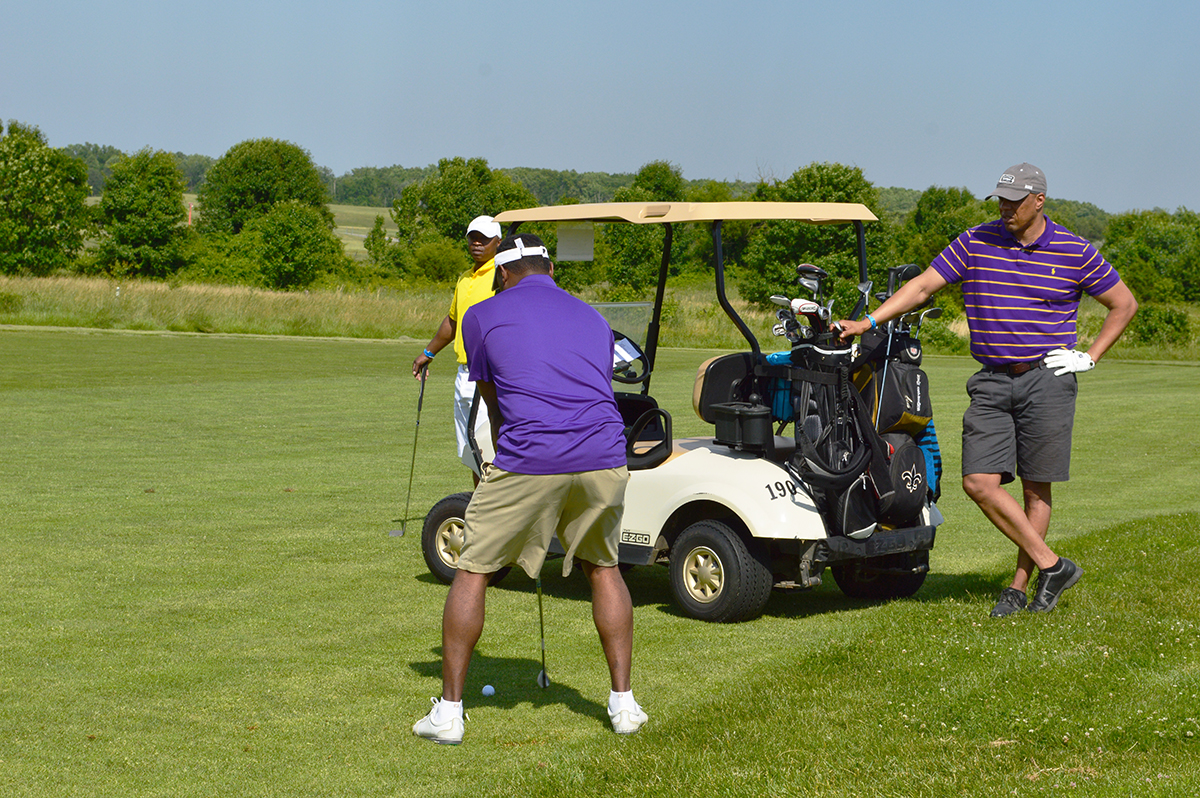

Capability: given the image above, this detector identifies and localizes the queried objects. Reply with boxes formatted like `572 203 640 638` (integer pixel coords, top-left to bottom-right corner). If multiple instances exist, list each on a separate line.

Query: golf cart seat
693 352 800 462
615 392 673 471
626 407 673 471
693 353 763 422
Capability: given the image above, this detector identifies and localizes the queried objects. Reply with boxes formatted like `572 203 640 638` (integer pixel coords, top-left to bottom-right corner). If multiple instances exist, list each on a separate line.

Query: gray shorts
962 364 1078 484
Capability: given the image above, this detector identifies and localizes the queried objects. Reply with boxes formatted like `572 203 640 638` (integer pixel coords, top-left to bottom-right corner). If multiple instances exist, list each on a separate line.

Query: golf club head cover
1043 348 1095 376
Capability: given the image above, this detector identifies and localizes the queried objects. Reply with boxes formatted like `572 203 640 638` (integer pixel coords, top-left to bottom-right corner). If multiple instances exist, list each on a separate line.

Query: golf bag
851 327 940 511
851 328 932 436
784 338 920 537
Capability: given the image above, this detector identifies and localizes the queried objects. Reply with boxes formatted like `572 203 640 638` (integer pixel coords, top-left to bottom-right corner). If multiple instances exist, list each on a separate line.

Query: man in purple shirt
838 164 1137 617
413 234 646 744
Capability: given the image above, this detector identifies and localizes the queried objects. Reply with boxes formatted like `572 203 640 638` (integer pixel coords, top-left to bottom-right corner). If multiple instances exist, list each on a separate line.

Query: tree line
0 119 1194 344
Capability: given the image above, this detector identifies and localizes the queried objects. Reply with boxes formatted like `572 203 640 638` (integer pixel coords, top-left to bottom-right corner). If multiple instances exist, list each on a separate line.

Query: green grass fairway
2 328 1198 797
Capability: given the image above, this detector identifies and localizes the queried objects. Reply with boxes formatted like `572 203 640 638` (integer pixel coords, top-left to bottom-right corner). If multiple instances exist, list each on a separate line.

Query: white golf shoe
413 698 466 745
608 699 648 735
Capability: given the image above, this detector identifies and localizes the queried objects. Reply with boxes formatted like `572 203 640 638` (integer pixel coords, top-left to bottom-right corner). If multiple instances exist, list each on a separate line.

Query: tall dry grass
0 274 780 348
3 274 1180 360
0 275 445 340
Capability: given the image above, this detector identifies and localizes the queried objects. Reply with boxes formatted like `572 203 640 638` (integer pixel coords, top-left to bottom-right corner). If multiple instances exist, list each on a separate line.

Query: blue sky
3 0 1196 213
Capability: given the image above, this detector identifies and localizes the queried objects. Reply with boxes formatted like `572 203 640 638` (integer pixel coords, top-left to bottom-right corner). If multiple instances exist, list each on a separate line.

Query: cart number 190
765 480 800 500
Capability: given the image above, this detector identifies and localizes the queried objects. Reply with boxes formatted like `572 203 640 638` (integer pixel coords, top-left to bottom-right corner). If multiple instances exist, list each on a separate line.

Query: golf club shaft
536 576 548 686
400 365 428 532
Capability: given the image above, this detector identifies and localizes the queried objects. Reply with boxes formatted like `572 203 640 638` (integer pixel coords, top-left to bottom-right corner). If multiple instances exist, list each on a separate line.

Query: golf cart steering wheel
612 330 650 384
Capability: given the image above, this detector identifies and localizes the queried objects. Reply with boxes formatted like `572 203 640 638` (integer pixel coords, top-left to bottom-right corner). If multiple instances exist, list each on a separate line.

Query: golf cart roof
495 201 877 226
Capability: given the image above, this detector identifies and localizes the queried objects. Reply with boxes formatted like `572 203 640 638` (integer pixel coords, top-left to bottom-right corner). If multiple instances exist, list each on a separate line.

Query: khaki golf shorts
457 465 629 578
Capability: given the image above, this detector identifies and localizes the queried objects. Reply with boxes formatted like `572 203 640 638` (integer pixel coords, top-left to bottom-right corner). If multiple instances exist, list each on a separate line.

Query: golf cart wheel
830 550 928 601
421 492 510 586
669 520 772 623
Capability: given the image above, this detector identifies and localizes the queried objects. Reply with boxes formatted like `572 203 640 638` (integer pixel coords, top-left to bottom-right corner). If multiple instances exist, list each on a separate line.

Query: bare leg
581 562 633 693
441 569 489 702
1009 479 1053 592
962 473 1058 574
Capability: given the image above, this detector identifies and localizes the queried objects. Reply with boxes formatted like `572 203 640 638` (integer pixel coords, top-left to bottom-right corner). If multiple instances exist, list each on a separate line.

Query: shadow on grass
759 569 1009 618
409 647 607 726
415 553 1016 623
418 558 1015 623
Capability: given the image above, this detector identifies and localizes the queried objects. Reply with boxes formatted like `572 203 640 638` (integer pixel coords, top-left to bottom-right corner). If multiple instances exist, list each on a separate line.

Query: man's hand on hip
1044 348 1095 376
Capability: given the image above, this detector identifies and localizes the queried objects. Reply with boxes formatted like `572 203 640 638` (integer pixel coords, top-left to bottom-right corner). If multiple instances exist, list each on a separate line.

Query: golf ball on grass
482 684 495 697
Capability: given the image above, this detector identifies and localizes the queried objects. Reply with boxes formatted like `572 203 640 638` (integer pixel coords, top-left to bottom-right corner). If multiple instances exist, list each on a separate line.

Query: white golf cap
466 215 501 239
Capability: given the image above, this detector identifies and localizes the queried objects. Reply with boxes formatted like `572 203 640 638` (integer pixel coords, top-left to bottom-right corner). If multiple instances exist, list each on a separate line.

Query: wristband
865 314 878 330
423 348 436 359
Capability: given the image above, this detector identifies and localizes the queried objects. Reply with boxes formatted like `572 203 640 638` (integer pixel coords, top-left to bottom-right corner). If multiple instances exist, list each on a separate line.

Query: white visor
494 239 549 267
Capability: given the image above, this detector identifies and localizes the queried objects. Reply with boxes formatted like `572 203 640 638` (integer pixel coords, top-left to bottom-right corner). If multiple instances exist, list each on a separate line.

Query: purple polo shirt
460 274 627 475
929 216 1121 365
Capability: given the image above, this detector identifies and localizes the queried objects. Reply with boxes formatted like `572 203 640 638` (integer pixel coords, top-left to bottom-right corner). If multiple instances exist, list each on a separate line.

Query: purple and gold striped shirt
929 216 1120 366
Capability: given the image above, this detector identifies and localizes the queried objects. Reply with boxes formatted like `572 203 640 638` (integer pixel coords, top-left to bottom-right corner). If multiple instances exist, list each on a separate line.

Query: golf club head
799 277 821 297
921 306 944 321
849 280 874 320
770 295 791 307
772 323 788 337
537 669 550 689
389 528 405 537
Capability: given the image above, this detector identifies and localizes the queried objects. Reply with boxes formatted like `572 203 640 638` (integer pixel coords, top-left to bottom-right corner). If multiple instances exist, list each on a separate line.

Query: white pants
454 364 494 476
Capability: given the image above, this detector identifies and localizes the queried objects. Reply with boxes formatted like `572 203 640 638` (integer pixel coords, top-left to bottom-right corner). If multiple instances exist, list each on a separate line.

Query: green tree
174 153 215 193
1102 208 1200 303
682 178 753 274
390 156 537 247
738 162 892 309
630 159 685 202
197 138 333 235
1043 198 1109 244
0 121 92 275
96 148 189 277
601 161 687 298
331 165 432 206
246 200 349 290
363 215 391 266
62 142 126 195
901 186 991 268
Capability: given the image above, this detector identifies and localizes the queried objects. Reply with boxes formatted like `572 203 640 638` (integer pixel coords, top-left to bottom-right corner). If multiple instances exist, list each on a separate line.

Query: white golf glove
1044 348 1095 376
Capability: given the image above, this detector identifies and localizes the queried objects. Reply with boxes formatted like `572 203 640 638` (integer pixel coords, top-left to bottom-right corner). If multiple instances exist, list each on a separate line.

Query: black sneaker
989 587 1027 617
1027 558 1082 612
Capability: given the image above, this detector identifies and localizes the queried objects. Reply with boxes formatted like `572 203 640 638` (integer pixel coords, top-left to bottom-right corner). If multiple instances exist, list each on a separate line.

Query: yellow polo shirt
447 258 496 365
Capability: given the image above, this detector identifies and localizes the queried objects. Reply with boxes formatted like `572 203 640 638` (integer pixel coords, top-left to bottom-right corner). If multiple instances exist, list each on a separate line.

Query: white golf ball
482 684 495 697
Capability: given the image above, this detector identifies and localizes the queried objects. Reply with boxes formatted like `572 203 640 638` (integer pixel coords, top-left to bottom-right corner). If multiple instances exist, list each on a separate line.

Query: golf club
536 577 550 688
390 363 428 537
912 306 943 338
849 280 873 321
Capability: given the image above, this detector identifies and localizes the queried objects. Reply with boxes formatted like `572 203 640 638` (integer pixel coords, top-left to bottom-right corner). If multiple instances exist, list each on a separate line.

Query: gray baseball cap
987 163 1047 201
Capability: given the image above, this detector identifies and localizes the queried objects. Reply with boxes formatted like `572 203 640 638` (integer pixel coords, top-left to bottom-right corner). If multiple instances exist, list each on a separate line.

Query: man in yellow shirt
412 216 500 485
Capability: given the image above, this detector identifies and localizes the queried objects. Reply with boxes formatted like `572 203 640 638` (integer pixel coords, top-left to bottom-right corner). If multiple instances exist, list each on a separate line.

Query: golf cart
420 202 944 622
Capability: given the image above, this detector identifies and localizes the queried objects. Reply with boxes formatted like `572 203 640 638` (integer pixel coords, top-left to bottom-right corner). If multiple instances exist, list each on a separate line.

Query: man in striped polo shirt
838 163 1137 616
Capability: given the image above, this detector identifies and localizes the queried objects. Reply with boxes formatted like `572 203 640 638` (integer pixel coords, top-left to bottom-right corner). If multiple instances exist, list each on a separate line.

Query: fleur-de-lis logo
902 467 923 493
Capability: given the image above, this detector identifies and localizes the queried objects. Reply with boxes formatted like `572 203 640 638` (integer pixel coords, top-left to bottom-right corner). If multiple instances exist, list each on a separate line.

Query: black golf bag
785 332 936 537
